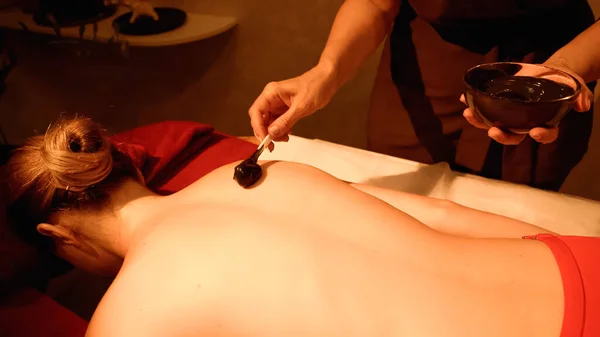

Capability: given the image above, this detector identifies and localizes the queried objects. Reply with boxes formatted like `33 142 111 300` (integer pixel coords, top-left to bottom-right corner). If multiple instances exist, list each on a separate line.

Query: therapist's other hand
461 63 592 145
249 64 337 147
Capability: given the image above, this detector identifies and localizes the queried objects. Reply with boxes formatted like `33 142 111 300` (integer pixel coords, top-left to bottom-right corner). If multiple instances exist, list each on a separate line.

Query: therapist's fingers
461 95 490 130
253 130 275 151
541 61 592 112
249 96 275 141
529 126 559 144
267 101 304 139
463 108 488 129
249 82 293 141
488 127 526 145
249 111 268 141
572 86 593 112
265 105 295 142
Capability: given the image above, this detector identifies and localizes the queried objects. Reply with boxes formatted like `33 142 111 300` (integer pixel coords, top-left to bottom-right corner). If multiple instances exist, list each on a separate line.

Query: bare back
86 161 564 337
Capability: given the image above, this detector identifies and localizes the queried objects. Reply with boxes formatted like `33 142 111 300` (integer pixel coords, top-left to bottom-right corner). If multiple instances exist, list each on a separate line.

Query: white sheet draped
260 136 600 236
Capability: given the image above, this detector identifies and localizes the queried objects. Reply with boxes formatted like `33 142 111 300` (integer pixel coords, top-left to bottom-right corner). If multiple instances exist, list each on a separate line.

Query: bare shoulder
85 218 243 337
84 271 208 337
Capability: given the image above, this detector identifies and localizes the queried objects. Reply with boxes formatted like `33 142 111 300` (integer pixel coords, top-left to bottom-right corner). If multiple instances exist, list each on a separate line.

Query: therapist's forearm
546 20 600 83
317 0 399 91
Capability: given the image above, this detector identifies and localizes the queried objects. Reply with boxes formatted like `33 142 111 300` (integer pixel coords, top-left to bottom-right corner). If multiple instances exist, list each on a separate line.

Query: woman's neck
101 179 166 257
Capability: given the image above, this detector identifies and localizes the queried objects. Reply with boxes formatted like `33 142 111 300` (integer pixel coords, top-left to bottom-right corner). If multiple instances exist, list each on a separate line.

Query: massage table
2 122 599 337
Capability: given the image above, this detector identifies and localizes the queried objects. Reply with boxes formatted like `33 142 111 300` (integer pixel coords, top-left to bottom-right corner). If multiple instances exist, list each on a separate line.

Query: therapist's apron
367 0 596 191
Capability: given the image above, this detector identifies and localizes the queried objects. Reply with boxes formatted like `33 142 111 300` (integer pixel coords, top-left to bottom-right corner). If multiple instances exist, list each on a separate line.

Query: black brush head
233 158 263 188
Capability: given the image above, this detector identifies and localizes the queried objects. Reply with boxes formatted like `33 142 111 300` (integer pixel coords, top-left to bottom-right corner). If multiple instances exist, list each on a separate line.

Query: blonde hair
6 114 142 248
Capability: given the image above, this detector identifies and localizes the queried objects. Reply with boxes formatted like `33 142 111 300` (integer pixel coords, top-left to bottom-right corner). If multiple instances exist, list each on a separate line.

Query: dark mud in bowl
463 62 581 134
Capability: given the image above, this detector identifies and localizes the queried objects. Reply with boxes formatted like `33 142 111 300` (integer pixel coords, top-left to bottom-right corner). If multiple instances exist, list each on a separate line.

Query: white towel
261 135 600 236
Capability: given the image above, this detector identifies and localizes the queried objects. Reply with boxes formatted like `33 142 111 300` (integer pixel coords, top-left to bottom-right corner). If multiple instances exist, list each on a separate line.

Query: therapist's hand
461 63 592 145
249 64 338 147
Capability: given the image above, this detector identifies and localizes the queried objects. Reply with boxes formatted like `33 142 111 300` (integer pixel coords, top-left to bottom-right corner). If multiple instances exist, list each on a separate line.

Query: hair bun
41 115 113 192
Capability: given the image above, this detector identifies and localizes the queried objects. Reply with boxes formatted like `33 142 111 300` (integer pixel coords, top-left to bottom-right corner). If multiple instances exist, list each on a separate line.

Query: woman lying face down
6 116 599 337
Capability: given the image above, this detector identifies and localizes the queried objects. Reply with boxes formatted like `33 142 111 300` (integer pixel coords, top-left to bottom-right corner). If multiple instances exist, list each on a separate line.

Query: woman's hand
461 63 593 145
248 64 338 149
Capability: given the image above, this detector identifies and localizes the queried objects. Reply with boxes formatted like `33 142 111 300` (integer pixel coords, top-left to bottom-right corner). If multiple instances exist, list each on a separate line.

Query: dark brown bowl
463 62 580 134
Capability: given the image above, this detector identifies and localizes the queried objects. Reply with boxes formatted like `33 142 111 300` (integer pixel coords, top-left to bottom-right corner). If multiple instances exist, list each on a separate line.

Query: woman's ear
36 223 79 247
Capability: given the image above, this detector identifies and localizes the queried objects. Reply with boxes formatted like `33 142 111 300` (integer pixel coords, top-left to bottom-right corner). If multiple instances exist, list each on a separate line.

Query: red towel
109 120 214 184
0 288 88 337
110 120 256 194
155 131 257 194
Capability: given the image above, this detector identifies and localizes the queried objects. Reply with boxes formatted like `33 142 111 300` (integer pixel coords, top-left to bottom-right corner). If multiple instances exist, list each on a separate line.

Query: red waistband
523 234 585 337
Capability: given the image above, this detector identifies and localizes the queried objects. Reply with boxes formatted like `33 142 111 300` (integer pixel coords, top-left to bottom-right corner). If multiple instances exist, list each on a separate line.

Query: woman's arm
545 20 600 83
349 183 553 239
